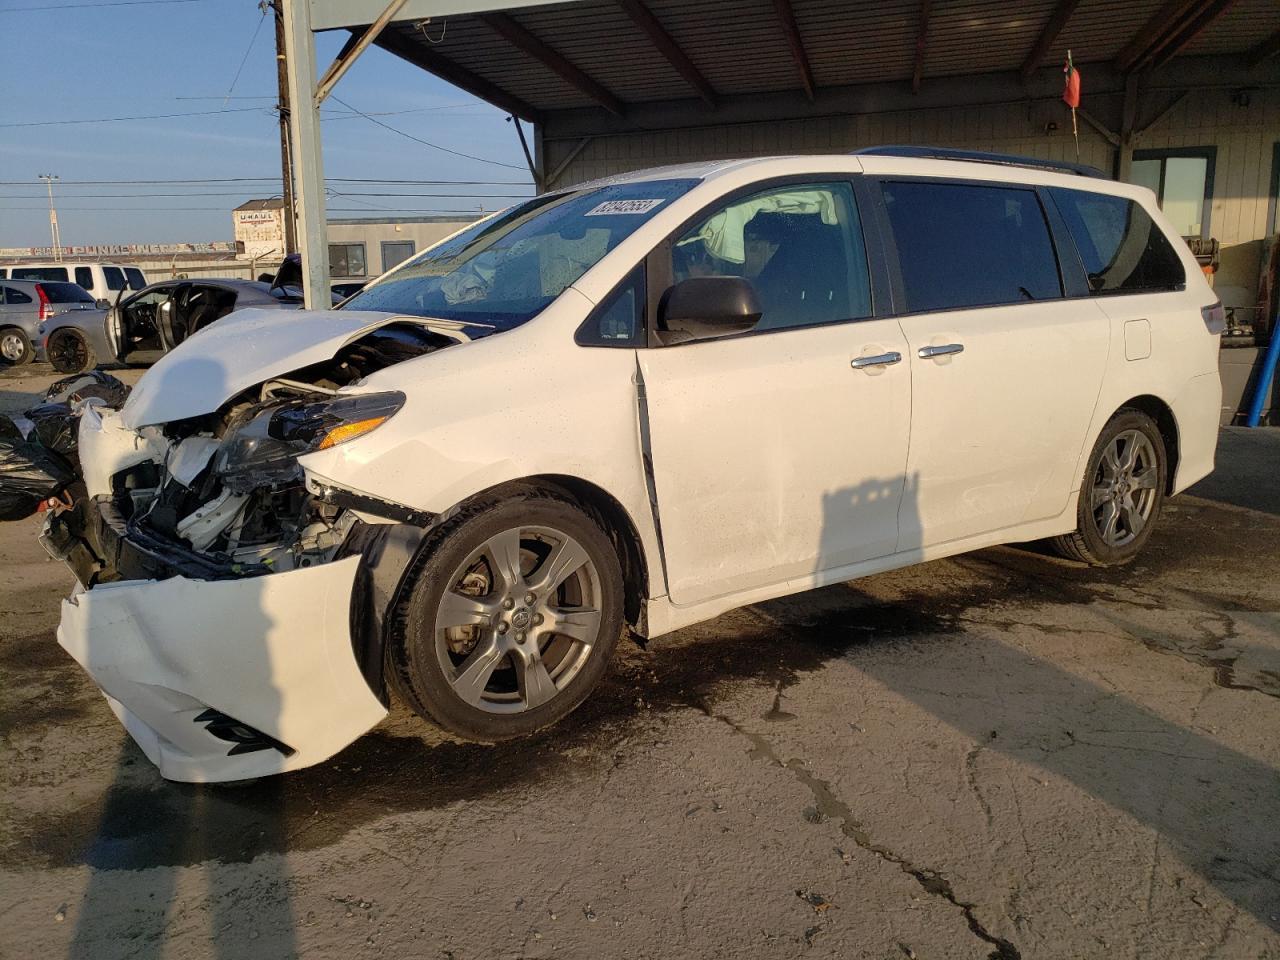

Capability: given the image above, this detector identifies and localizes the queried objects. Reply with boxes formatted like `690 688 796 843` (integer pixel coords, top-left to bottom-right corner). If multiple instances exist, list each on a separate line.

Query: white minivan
45 149 1222 781
0 262 147 306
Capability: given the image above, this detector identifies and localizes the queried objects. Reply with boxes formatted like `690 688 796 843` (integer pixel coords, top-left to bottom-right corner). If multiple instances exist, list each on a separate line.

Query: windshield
340 179 697 329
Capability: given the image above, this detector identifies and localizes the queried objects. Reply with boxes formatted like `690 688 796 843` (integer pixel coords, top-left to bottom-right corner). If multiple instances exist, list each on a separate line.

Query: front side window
1049 188 1185 294
882 181 1062 312
669 181 872 331
103 267 126 291
342 179 697 331
74 266 93 290
124 267 147 290
329 243 367 278
1130 148 1213 239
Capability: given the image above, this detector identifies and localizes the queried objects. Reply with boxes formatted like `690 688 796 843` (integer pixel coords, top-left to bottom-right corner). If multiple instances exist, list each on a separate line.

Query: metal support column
281 0 330 308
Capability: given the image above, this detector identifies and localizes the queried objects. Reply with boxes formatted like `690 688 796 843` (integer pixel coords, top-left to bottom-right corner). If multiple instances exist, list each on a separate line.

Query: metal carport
282 0 1280 307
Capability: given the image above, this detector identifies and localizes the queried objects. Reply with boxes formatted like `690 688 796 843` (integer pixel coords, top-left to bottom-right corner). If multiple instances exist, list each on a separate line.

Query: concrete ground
1 362 1278 960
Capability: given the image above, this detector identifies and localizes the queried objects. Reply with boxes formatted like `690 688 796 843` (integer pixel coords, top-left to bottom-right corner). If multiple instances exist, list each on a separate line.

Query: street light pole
38 173 62 261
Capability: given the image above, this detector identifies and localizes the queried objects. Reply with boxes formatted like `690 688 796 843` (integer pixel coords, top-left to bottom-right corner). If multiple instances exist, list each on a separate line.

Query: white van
46 148 1222 781
0 262 147 306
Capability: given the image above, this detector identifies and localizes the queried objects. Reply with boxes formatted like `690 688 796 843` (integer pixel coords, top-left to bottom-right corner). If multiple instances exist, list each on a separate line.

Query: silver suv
0 279 99 365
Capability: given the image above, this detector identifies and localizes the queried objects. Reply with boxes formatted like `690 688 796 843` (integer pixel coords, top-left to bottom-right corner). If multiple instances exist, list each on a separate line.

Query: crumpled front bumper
57 553 389 783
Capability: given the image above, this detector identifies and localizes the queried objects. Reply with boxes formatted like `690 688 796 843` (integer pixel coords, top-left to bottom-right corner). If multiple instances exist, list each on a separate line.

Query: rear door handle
918 343 964 359
850 351 902 369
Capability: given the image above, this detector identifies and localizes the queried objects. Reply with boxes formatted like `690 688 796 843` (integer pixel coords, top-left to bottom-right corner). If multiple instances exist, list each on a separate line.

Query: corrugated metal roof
371 0 1280 115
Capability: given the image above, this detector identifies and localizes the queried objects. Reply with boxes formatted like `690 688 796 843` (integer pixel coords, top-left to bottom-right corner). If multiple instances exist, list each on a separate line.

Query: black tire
0 327 33 366
46 328 95 375
389 486 624 742
1050 409 1167 566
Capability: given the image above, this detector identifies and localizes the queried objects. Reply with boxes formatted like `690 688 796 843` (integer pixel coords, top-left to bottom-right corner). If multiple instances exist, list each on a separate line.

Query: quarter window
669 181 872 331
578 266 645 346
1049 189 1185 294
882 181 1062 312
329 243 367 278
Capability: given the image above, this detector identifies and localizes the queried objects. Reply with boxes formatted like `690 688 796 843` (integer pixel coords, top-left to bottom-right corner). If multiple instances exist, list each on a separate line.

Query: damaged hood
120 308 456 429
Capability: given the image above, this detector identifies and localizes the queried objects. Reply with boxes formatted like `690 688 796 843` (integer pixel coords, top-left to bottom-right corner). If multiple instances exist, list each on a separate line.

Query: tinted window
578 266 645 346
882 182 1062 312
13 267 69 282
670 181 872 331
103 267 126 291
1049 189 1186 294
343 179 698 331
4 286 32 304
124 267 146 290
40 282 95 303
74 266 93 289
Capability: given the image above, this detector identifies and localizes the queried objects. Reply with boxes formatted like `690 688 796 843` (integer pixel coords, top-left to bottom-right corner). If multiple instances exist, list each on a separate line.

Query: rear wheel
0 327 33 366
1050 409 1167 565
389 489 624 741
46 328 95 374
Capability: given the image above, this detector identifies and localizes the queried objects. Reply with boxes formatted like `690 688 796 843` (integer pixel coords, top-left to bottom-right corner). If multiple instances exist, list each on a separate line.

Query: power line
1 0 208 11
0 106 266 128
222 5 269 107
329 95 526 171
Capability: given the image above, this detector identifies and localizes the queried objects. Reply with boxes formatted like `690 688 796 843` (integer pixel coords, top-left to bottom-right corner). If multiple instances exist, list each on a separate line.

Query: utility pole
38 174 62 261
270 0 297 254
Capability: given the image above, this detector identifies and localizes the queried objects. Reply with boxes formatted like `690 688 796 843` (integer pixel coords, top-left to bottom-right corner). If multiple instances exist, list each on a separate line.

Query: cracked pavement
1 375 1278 959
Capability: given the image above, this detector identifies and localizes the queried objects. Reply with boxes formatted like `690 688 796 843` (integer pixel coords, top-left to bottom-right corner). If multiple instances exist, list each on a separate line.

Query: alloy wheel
433 525 602 714
1091 429 1159 547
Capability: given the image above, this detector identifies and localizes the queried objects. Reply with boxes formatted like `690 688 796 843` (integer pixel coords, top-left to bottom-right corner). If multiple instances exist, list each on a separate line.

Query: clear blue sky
0 0 536 248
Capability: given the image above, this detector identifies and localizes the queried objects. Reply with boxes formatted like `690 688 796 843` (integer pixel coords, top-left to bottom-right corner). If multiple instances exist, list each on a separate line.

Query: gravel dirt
1 362 1278 960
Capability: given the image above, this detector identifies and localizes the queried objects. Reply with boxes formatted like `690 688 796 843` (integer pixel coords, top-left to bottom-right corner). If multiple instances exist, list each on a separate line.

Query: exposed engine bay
47 321 465 586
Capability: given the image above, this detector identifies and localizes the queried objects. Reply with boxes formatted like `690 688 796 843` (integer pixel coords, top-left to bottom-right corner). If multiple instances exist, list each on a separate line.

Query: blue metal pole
1245 314 1280 427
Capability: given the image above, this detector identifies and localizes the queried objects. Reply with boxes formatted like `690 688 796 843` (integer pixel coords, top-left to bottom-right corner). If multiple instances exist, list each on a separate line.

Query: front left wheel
389 489 624 742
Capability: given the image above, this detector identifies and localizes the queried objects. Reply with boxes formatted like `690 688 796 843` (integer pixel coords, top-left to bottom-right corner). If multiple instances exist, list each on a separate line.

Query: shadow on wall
69 356 297 960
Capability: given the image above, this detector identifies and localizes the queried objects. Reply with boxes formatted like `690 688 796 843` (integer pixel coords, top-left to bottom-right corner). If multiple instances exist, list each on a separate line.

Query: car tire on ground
46 328 96 375
389 487 624 742
1050 409 1167 566
0 327 33 366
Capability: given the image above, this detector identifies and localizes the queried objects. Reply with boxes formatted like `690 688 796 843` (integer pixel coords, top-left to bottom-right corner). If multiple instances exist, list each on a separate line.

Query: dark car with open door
40 278 301 374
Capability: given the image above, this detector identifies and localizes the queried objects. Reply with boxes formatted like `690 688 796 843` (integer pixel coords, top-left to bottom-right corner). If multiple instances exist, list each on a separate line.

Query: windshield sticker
584 198 666 216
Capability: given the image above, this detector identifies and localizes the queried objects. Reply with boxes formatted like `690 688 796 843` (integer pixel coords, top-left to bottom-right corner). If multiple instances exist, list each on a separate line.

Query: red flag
1062 52 1081 109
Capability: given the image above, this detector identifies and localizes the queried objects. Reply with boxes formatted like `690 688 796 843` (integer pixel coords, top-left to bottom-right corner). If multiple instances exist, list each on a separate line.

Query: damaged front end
46 319 462 782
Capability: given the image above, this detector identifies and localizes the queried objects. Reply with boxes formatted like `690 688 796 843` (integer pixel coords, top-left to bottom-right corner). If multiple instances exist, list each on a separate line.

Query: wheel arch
1116 394 1180 494
458 474 652 631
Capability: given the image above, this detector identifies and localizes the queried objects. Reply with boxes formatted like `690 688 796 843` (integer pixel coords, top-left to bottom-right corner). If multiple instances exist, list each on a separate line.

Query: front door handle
918 343 964 359
851 351 902 369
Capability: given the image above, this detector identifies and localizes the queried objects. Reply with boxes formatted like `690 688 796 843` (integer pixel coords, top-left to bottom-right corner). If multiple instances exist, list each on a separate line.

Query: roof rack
851 145 1108 180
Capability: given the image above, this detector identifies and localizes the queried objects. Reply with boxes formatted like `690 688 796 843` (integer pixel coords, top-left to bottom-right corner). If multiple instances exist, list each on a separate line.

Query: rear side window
13 267 69 283
1048 189 1185 294
881 181 1062 312
40 282 95 303
103 267 126 291
124 267 146 290
4 286 33 304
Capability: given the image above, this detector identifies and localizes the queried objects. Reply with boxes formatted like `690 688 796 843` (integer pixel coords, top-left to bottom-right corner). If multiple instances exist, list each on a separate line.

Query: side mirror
95 298 111 310
658 276 762 342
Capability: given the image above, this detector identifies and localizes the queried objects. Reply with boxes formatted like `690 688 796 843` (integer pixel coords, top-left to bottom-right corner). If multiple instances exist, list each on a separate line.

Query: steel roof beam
911 0 930 94
373 26 543 122
480 12 627 116
771 0 816 101
1019 0 1079 83
1114 0 1233 74
617 0 717 107
1149 0 1236 70
315 0 408 106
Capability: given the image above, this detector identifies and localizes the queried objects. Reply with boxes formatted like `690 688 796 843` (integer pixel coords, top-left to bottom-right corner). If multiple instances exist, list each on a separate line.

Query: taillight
1201 300 1226 335
35 284 52 321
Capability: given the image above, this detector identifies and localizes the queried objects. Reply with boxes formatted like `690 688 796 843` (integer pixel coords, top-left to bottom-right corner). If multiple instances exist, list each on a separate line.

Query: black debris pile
0 372 131 522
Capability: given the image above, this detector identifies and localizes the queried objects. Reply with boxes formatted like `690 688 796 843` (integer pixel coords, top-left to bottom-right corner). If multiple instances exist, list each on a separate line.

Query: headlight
215 391 404 490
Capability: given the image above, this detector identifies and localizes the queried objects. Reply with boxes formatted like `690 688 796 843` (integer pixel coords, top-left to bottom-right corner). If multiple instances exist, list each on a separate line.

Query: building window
329 243 367 278
381 240 416 272
1130 147 1216 240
